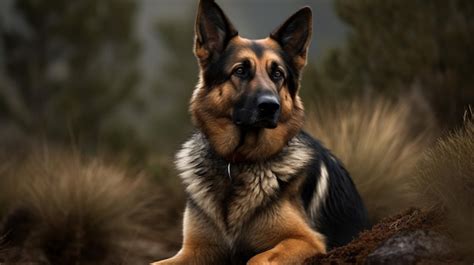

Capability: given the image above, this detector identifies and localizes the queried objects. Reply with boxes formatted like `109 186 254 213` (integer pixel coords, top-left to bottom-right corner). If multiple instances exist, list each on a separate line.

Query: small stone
365 230 452 265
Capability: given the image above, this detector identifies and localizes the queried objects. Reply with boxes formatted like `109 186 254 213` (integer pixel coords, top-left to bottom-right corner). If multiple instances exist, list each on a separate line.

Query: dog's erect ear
195 0 238 63
270 7 312 67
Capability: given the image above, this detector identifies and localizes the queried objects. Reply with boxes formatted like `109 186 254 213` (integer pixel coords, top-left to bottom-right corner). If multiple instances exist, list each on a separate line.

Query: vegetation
148 18 197 153
307 0 474 129
413 114 474 259
305 99 434 223
0 147 168 264
0 0 141 151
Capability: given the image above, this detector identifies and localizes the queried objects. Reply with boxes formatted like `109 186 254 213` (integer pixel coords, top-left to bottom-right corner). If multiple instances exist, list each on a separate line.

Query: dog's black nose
232 93 281 128
256 94 280 128
257 95 280 116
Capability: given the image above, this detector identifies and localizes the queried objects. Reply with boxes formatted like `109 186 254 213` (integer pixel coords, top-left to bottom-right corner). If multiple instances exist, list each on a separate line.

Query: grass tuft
305 98 434 223
0 146 173 264
413 113 474 259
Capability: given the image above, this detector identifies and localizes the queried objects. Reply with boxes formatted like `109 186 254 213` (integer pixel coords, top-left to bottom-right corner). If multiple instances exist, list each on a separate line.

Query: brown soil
304 208 461 265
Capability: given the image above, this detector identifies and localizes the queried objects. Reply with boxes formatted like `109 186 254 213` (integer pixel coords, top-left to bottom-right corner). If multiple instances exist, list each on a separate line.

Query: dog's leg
151 206 227 265
246 235 325 265
246 201 326 265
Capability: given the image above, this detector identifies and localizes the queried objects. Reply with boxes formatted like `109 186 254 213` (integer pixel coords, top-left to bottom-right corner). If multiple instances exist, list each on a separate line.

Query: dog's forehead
228 36 283 63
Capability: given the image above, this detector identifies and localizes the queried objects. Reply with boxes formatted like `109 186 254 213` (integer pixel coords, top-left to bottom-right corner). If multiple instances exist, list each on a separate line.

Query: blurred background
0 0 473 264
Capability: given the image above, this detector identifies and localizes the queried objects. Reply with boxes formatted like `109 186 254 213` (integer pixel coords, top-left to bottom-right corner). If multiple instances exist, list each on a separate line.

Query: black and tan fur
152 1 369 264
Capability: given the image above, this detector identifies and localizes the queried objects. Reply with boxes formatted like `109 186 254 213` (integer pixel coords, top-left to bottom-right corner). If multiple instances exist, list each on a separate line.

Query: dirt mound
305 208 463 265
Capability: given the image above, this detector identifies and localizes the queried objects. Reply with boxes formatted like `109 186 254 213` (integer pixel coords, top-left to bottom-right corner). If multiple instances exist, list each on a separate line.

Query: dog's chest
175 133 313 240
222 164 280 230
184 161 279 235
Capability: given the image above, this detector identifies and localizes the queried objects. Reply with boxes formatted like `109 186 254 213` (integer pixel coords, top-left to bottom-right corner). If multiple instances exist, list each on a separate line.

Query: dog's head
190 0 312 162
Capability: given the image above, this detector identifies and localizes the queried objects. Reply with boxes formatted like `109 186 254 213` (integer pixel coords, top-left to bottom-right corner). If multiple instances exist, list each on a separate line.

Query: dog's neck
176 131 314 181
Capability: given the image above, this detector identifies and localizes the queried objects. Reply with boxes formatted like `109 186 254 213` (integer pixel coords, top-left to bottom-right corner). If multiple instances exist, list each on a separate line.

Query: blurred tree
0 0 140 149
311 0 474 129
147 18 197 153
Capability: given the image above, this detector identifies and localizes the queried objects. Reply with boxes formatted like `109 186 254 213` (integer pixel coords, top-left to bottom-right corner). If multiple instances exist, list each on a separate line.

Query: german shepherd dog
152 0 369 264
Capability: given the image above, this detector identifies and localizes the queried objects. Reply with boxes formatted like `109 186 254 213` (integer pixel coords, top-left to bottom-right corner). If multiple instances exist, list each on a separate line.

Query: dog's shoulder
298 131 370 248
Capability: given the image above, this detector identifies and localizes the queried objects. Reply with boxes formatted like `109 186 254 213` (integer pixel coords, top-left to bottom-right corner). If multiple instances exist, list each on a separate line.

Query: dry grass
305 98 434 223
0 146 177 264
413 115 474 259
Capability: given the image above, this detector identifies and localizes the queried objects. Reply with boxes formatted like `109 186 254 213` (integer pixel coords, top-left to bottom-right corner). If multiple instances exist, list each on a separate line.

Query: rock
365 230 452 265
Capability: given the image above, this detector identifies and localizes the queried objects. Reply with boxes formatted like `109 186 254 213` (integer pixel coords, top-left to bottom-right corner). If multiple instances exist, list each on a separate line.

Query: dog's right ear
194 0 238 63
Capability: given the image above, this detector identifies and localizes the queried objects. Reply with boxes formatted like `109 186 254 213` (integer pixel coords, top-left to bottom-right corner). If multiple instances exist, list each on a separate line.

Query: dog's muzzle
233 93 281 129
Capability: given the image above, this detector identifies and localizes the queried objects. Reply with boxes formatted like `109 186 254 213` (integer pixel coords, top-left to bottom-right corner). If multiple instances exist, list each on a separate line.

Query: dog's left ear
270 7 312 68
195 0 238 63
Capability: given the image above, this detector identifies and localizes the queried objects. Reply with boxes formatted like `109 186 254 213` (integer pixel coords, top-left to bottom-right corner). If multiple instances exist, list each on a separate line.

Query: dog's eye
271 69 284 81
233 66 247 77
